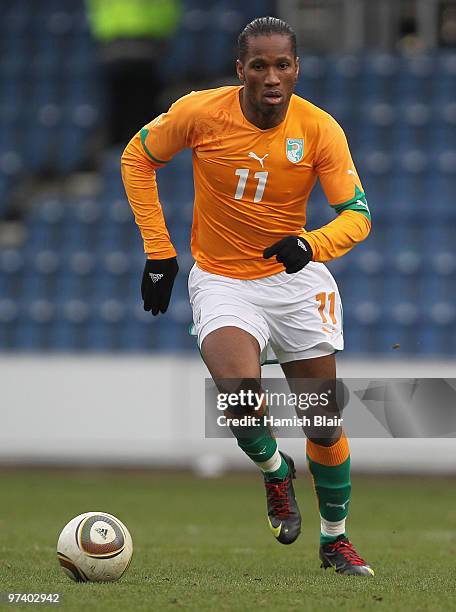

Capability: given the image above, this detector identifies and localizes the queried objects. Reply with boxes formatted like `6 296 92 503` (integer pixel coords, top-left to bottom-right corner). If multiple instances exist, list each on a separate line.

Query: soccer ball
57 511 133 582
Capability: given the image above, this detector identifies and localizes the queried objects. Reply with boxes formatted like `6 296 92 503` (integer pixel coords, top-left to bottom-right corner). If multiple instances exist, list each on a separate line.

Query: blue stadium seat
342 326 367 354
0 298 19 329
48 321 87 351
69 250 95 276
432 251 456 276
363 53 399 103
14 321 44 350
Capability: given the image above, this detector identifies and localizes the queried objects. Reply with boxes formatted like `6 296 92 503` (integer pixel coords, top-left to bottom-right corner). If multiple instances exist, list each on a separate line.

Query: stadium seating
0 0 455 354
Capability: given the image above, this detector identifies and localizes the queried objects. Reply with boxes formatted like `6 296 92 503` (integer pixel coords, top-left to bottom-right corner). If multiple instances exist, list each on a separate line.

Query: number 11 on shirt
234 169 269 203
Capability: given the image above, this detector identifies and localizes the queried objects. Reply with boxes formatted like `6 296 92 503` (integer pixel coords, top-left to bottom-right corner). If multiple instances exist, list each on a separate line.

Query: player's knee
305 428 343 447
218 377 264 418
216 379 266 441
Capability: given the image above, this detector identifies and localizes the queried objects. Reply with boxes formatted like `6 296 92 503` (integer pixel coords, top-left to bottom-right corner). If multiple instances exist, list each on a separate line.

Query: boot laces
266 478 291 519
332 539 367 566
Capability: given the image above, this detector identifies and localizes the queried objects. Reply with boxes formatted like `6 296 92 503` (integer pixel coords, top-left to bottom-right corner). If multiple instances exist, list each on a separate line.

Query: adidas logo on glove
149 273 164 283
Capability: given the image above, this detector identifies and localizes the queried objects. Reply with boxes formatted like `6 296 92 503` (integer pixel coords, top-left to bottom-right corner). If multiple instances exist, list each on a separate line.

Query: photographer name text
217 415 343 428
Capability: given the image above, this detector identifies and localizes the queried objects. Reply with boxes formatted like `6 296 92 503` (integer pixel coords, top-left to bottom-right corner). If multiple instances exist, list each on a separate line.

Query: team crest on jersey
286 139 304 163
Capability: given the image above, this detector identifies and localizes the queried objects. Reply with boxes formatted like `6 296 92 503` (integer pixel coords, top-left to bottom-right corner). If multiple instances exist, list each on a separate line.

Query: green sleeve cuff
332 186 371 221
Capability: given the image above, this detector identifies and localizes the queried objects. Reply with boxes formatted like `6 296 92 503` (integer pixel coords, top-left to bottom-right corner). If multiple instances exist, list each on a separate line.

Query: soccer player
121 17 373 576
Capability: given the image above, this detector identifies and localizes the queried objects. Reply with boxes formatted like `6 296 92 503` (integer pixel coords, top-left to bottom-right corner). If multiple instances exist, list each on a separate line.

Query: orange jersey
121 85 370 279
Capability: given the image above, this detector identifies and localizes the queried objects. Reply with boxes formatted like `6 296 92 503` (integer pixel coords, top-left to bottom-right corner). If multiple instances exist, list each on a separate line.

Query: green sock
236 436 288 481
228 396 288 481
264 453 289 481
307 455 351 545
320 532 346 545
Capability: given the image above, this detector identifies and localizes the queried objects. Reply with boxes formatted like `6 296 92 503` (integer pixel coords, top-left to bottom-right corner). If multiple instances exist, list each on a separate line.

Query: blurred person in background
122 17 374 576
86 0 182 148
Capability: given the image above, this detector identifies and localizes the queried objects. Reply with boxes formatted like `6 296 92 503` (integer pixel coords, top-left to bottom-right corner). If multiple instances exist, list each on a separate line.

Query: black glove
263 236 313 274
141 257 178 315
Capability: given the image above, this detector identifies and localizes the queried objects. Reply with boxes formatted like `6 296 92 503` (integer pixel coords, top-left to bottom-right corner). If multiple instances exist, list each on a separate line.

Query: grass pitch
0 469 455 611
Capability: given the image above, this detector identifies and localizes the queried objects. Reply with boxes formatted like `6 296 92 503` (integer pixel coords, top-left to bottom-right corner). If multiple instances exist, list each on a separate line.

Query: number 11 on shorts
316 292 337 325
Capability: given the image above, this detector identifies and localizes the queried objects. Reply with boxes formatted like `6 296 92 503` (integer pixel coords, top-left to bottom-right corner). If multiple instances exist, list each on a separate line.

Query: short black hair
238 17 297 62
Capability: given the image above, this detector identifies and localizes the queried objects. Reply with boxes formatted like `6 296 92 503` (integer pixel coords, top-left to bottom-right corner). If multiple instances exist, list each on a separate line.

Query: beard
248 91 286 117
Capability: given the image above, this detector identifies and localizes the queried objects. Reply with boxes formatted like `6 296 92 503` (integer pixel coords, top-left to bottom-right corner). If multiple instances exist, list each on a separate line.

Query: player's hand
141 257 179 315
263 236 313 274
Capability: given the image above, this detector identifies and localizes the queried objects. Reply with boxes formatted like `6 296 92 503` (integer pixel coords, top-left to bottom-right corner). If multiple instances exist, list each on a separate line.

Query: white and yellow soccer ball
57 512 133 582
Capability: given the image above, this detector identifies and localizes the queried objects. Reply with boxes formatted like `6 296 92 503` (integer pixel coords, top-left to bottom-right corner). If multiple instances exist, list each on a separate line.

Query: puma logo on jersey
149 273 164 283
347 169 356 176
248 151 269 168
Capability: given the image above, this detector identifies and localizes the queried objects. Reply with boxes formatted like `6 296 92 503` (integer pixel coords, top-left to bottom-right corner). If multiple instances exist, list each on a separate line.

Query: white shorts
188 263 344 364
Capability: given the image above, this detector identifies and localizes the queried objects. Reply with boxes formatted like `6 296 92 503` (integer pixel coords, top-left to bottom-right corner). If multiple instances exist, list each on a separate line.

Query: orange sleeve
315 116 364 204
301 116 370 262
120 93 195 258
301 210 371 262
